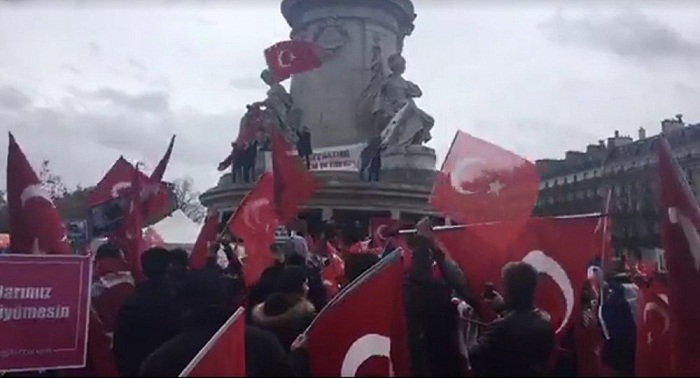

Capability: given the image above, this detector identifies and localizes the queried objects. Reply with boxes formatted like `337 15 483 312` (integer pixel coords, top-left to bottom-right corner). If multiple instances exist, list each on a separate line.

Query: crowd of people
3 217 646 378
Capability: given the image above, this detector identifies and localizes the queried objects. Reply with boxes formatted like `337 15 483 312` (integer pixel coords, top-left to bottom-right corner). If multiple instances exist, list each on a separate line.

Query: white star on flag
488 180 505 196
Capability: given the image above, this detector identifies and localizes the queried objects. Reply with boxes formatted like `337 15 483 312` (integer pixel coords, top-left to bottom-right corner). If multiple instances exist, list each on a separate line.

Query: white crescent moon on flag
450 158 483 195
111 181 132 198
244 198 270 230
375 224 388 240
278 50 295 68
643 300 670 336
521 250 575 334
668 207 700 271
20 184 55 207
341 334 393 377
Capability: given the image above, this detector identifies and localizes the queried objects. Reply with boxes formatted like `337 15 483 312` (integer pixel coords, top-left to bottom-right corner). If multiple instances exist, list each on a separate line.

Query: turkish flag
7 133 72 255
306 251 410 377
321 251 345 299
271 127 317 225
430 130 540 252
189 211 220 270
264 40 322 82
368 217 400 249
180 307 246 377
228 173 278 285
657 137 700 375
88 157 174 223
635 278 672 377
120 166 145 281
236 105 264 148
435 216 597 336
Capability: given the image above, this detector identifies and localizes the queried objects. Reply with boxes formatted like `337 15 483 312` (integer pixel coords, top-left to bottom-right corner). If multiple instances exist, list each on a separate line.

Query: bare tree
170 177 206 223
38 159 68 199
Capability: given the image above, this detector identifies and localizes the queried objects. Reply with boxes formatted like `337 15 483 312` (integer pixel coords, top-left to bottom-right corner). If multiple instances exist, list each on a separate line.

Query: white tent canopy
151 210 201 246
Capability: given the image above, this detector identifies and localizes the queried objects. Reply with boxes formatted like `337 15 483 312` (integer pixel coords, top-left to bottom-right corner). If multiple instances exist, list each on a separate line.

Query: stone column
281 0 416 149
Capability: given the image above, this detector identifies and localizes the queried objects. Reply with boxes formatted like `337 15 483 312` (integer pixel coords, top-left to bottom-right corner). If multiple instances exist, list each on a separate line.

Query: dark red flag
7 133 72 255
121 166 145 281
264 40 322 82
657 136 700 375
271 127 317 225
149 135 175 182
88 157 149 206
635 277 672 377
306 251 410 377
227 173 277 285
430 130 540 252
189 210 220 270
435 216 597 336
180 307 246 377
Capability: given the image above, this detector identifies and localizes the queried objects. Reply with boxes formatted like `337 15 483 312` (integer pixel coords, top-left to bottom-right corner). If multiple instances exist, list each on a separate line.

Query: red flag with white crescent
264 40 322 82
189 210 220 270
306 251 410 377
657 137 700 375
635 277 672 377
7 132 72 255
430 130 540 253
227 173 278 286
271 127 317 225
435 216 597 337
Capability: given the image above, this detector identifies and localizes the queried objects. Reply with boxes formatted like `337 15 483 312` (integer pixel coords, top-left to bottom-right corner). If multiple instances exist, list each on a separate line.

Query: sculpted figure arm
405 80 422 98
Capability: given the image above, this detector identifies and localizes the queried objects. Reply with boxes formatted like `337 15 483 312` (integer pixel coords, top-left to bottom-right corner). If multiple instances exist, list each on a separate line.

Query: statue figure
259 68 298 143
367 53 434 149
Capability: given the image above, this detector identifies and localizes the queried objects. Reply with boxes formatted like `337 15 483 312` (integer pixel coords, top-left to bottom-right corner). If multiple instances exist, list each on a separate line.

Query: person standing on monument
359 136 385 182
242 138 259 183
296 125 312 169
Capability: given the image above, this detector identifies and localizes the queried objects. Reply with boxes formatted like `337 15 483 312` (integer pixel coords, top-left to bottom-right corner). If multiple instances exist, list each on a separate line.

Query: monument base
382 145 437 171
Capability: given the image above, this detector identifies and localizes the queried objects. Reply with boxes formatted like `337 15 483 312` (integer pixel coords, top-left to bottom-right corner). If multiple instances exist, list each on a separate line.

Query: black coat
250 295 316 353
468 308 555 377
113 279 181 377
296 131 312 156
138 324 295 377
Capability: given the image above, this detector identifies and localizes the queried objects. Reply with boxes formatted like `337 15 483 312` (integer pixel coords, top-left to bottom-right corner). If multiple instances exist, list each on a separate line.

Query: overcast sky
1 0 700 193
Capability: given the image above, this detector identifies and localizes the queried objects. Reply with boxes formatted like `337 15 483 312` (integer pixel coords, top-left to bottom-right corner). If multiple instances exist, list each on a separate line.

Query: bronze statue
259 68 299 143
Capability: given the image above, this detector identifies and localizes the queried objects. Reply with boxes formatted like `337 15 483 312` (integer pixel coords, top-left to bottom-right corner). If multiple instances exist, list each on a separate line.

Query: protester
167 248 191 312
599 272 638 376
296 125 312 169
138 273 295 377
113 247 181 377
343 252 379 284
91 242 135 334
247 245 286 311
242 138 258 183
250 265 317 352
468 261 556 377
217 142 245 184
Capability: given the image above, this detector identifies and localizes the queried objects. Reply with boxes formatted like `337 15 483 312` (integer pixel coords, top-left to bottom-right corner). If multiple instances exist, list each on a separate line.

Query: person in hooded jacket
139 271 295 377
113 247 181 377
250 265 317 352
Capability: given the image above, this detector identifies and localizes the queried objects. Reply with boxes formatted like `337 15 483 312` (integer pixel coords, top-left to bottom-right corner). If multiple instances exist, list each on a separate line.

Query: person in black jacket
242 139 258 183
113 247 181 377
296 126 312 169
468 261 556 377
138 273 295 377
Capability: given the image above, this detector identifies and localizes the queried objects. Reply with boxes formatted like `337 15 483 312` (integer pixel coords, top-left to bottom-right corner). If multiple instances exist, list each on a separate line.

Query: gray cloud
126 57 148 73
88 41 100 55
229 76 264 91
0 85 31 111
87 87 170 113
62 63 81 75
0 87 241 191
541 10 700 62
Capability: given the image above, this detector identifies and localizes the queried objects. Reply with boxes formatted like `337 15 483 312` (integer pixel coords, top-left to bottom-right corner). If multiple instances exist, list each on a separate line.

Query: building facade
535 116 700 261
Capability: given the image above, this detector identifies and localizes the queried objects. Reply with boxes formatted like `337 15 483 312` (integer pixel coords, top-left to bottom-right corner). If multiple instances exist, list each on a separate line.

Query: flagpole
397 212 604 235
